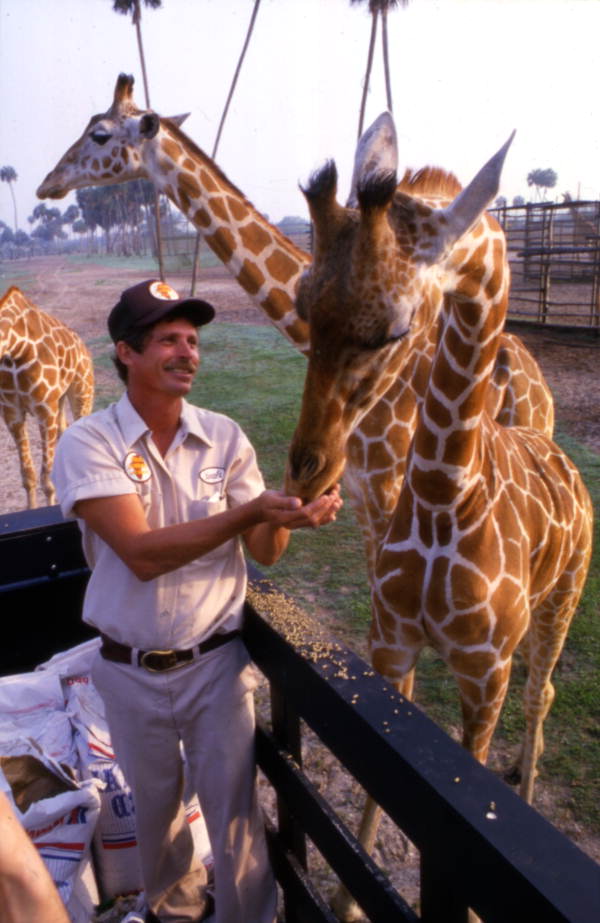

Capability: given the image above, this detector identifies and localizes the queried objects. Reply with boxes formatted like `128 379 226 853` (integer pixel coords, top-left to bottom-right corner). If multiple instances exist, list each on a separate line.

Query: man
52 280 342 923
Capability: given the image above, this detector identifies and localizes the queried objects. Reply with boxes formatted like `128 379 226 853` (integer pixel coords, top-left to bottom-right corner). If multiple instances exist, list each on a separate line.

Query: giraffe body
286 121 593 807
0 287 94 507
37 77 554 582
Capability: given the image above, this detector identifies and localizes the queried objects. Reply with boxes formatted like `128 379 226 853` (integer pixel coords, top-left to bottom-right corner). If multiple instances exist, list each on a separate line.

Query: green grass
93 322 600 833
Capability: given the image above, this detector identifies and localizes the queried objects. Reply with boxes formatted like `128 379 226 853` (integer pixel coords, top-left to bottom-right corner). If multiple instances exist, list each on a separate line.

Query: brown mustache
164 362 197 373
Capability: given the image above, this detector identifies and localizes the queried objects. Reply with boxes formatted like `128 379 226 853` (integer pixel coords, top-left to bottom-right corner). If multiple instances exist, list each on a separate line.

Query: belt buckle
140 649 182 673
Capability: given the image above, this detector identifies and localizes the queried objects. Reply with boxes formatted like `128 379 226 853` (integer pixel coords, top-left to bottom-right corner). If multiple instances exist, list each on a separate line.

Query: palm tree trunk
133 0 165 280
134 12 151 111
9 183 18 234
212 0 262 159
381 8 393 112
190 0 262 295
358 9 379 138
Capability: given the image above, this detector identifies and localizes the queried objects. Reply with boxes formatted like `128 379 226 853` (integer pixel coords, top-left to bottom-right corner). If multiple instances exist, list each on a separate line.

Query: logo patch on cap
150 281 179 301
124 451 152 482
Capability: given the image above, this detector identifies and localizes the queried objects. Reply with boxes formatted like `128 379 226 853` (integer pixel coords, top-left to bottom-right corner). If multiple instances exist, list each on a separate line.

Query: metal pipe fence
490 201 600 331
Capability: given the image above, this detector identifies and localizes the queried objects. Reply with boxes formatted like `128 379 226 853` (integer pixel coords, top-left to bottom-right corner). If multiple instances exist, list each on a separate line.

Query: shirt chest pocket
191 496 227 519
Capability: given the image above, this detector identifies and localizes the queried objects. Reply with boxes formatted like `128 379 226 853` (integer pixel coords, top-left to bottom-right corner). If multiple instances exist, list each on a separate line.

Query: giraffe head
37 73 187 199
286 115 514 501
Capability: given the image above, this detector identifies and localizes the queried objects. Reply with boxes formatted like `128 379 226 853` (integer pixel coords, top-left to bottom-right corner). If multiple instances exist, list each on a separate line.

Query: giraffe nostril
289 446 323 483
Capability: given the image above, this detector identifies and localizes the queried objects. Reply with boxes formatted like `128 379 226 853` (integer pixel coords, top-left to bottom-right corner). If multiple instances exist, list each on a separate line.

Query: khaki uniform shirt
52 393 265 650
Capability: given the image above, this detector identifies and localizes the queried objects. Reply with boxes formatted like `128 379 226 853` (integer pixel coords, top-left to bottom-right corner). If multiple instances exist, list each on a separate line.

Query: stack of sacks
38 641 214 903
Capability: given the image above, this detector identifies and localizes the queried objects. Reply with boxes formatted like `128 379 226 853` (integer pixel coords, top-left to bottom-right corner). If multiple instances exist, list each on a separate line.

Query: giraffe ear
139 113 161 139
347 112 398 208
414 131 516 265
435 131 516 259
166 113 190 128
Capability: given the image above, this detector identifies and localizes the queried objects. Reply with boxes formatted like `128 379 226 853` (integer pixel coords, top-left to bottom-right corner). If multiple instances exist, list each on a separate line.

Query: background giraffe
286 123 593 920
0 286 94 508
36 76 554 581
562 191 599 246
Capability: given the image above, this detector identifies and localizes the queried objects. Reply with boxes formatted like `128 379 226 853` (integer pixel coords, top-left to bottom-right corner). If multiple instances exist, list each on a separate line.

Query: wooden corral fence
490 200 600 331
1 507 599 922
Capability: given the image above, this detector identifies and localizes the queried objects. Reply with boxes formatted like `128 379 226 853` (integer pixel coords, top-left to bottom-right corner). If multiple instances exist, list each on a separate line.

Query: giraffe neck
143 119 310 351
409 231 509 502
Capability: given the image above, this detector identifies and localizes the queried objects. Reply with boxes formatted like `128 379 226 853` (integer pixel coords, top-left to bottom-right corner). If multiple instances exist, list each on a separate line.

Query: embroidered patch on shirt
124 451 152 482
200 467 225 485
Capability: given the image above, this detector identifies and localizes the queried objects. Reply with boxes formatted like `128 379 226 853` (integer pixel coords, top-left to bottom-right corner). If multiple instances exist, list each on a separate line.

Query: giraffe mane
397 166 463 199
0 285 21 308
161 117 308 261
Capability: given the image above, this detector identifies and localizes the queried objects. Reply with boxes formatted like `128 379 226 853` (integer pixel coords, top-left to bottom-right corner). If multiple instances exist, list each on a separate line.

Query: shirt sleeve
225 427 266 509
52 418 137 519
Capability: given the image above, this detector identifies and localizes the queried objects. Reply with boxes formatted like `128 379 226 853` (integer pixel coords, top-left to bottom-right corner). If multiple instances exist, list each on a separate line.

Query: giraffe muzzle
285 444 344 503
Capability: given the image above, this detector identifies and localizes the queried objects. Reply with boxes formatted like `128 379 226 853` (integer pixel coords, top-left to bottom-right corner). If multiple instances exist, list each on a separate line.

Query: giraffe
285 123 593 920
562 191 599 246
36 76 554 580
0 286 94 508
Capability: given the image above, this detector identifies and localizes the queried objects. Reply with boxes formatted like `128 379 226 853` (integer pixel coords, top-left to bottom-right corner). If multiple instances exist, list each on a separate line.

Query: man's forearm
243 522 291 566
76 493 264 582
75 487 341 582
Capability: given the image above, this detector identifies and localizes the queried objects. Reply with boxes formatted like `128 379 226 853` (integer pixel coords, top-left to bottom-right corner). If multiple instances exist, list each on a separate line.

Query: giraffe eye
362 330 402 351
90 130 111 146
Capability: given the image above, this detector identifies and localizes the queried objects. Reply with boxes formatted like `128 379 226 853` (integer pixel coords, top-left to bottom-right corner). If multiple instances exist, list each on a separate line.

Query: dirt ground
1 256 599 910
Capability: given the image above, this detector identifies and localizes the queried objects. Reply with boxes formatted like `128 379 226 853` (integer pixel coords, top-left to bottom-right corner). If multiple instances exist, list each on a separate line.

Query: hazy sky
1 0 599 232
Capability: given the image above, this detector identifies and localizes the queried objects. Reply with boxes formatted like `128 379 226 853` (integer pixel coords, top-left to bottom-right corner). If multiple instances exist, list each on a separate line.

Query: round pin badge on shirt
124 451 152 483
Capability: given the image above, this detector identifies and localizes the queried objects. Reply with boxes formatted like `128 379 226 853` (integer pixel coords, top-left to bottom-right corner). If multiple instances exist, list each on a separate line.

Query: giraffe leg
518 571 586 804
456 660 513 767
503 630 531 787
6 416 37 508
37 410 59 507
330 672 415 922
57 394 69 435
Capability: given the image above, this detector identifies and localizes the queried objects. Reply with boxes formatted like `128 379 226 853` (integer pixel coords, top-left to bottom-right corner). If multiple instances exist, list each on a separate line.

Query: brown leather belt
100 629 241 673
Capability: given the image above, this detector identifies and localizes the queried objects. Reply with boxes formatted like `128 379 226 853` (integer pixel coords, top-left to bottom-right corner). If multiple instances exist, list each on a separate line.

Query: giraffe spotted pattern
37 76 555 592
287 115 592 810
0 286 94 507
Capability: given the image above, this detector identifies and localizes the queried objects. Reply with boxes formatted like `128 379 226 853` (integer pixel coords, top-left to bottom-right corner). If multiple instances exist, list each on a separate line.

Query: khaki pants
92 638 277 923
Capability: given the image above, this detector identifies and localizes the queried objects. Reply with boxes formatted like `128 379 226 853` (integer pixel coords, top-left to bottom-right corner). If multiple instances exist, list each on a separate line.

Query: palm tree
0 166 18 233
190 0 263 294
351 0 407 137
527 168 558 202
112 0 161 107
112 0 165 277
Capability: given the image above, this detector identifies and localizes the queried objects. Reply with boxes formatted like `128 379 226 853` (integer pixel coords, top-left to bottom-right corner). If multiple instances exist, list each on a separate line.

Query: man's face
119 317 201 397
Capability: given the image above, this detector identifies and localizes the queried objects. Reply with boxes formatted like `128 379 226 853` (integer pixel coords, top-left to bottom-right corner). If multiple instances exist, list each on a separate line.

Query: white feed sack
0 742 101 923
0 668 75 765
40 640 214 900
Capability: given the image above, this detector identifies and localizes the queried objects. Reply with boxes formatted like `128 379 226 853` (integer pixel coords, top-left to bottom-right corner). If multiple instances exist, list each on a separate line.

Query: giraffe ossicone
287 114 592 821
0 287 94 508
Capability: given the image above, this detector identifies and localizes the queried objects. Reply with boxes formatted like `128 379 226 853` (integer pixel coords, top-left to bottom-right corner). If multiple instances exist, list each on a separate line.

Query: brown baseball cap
108 279 215 342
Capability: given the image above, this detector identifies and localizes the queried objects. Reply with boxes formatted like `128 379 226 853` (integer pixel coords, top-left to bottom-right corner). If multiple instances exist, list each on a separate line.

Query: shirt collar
179 399 215 447
115 392 215 449
115 392 150 446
